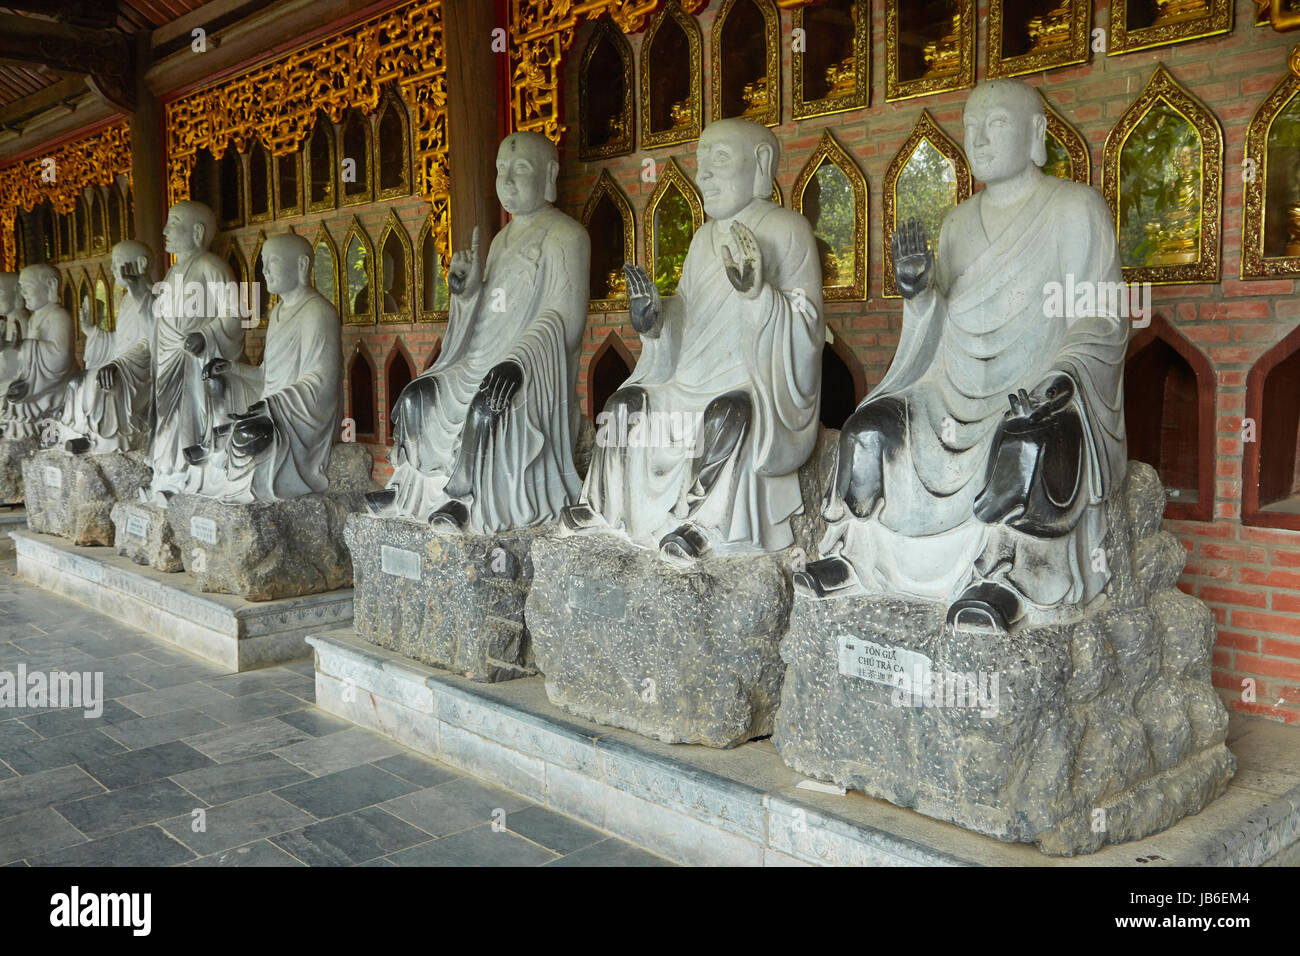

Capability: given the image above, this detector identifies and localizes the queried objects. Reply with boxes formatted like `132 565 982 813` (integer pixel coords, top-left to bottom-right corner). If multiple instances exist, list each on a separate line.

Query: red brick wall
553 2 1300 724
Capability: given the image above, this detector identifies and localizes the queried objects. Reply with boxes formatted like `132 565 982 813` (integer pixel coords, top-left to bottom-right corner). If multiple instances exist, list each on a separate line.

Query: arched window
385 345 415 444
712 0 780 127
59 210 73 262
1244 323 1300 530
107 182 125 246
340 108 372 205
307 115 336 212
588 332 634 420
89 190 108 254
640 0 702 149
274 149 302 218
342 218 375 325
311 223 339 309
581 170 635 308
579 17 634 161
378 211 412 323
348 346 377 440
793 129 867 300
644 158 704 297
417 215 448 320
74 197 89 256
218 148 244 229
189 149 219 212
375 91 411 198
248 144 272 222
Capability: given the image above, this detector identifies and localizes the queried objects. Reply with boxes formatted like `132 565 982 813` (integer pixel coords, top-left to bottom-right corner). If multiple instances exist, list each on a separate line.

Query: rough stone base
13 529 350 669
772 462 1237 855
527 532 795 748
346 514 542 682
0 436 40 504
23 448 151 545
111 500 182 572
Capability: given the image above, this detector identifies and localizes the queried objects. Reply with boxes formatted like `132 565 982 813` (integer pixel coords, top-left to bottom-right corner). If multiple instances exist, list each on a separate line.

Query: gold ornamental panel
792 129 867 301
882 110 972 298
987 0 1091 79
711 0 782 128
1242 51 1300 278
1044 96 1091 184
643 157 704 297
581 169 636 313
793 0 870 120
884 0 976 102
639 1 704 150
1103 64 1223 285
579 17 636 161
1108 0 1234 56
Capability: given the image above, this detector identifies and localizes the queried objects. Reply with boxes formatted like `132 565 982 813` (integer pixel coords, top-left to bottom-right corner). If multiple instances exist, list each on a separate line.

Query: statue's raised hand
78 296 96 336
480 360 523 413
624 263 661 335
96 362 119 392
448 226 482 297
892 218 935 299
720 222 762 299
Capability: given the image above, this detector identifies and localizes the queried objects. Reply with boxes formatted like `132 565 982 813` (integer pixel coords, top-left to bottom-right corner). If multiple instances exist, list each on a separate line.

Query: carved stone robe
385 205 589 532
582 198 824 553
59 289 153 453
824 173 1128 619
0 302 75 440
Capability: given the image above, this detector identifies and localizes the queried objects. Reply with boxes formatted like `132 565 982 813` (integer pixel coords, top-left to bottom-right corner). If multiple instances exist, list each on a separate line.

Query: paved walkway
0 561 672 866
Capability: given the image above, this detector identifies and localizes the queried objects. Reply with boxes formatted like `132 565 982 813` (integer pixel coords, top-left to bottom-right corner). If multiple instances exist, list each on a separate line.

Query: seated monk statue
365 131 589 532
796 79 1128 630
562 117 824 564
0 272 30 400
56 240 155 455
0 264 75 441
180 233 341 504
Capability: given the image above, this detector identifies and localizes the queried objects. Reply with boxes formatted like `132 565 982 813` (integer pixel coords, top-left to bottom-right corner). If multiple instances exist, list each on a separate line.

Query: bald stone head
696 118 780 220
963 79 1048 186
495 132 559 217
0 272 22 317
18 263 60 312
163 200 218 259
261 232 313 297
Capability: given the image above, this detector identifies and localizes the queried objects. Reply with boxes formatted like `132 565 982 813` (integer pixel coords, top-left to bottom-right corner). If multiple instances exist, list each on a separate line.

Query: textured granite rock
111 500 183 572
525 426 838 748
347 514 543 682
772 461 1236 856
0 437 40 504
22 448 151 545
163 444 377 601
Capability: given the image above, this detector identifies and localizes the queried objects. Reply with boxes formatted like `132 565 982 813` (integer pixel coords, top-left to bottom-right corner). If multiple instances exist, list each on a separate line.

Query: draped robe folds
0 302 75 440
59 290 153 453
583 198 824 553
150 252 253 491
825 174 1128 619
0 307 29 395
186 288 341 503
386 205 588 531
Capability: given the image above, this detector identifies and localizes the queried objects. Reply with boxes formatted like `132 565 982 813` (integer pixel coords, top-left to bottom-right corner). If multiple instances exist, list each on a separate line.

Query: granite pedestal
0 436 39 504
111 499 182 572
23 448 151 545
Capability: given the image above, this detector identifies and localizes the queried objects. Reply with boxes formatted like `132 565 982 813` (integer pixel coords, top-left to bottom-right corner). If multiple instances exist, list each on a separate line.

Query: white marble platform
13 529 352 671
0 508 26 559
309 628 1300 867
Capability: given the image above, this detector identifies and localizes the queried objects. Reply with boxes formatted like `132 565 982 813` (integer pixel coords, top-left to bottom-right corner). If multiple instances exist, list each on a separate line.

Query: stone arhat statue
0 271 29 347
147 199 248 499
55 240 155 455
180 231 341 503
797 78 1128 629
0 263 75 441
562 117 825 563
365 130 590 532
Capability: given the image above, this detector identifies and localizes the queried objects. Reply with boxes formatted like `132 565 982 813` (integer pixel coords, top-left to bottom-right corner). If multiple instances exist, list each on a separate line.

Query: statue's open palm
448 226 482 297
892 218 934 299
624 262 661 335
720 222 762 299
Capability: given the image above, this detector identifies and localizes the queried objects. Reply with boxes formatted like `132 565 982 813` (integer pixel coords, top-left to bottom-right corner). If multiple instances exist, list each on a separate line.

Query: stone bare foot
64 437 91 455
946 580 1023 631
793 555 861 599
658 523 711 567
428 498 469 533
363 489 397 514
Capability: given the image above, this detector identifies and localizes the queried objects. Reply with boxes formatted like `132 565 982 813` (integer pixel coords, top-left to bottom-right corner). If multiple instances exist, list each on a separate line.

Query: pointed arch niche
248 143 273 223
378 211 413 323
1242 52 1300 279
250 231 274 330
1243 323 1300 531
882 111 971 298
274 148 302 218
375 88 412 199
986 0 1091 79
712 0 780 127
89 189 108 255
307 113 336 212
794 0 869 120
347 344 378 441
1103 65 1223 285
587 331 635 420
424 337 442 371
92 265 113 332
342 218 375 325
644 158 704 297
311 223 340 310
417 214 449 321
582 170 635 311
1107 0 1232 57
821 328 867 431
384 341 416 444
1125 315 1213 521
579 17 634 161
793 130 866 301
218 147 244 229
340 108 373 206
640 1 703 150
885 0 976 102
107 181 126 246
1044 96 1090 185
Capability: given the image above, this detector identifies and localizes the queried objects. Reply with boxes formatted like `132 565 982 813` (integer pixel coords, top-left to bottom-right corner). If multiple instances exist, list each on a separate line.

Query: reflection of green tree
433 263 449 311
896 139 956 258
654 188 694 295
346 239 369 313
809 163 855 285
1265 95 1300 257
1044 133 1071 180
314 244 337 306
1119 102 1201 266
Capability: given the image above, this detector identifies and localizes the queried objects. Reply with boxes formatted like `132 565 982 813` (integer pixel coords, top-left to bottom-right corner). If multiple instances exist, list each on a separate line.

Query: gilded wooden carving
1242 50 1300 278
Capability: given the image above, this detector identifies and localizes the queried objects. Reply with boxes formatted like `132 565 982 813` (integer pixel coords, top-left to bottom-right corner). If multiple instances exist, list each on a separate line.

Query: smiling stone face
695 118 777 221
962 80 1047 186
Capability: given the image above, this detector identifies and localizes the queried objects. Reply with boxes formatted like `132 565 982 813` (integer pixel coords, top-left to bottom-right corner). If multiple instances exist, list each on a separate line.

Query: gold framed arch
582 169 636 312
640 1 705 150
579 16 635 161
987 0 1091 79
794 0 870 120
1103 64 1223 285
341 217 377 326
1044 95 1091 185
644 157 704 296
249 231 275 329
1108 0 1233 57
882 110 971 298
374 87 414 200
247 142 274 225
1242 50 1300 278
711 0 781 127
884 0 976 102
416 213 449 322
377 209 415 324
311 222 341 312
792 129 867 301
92 264 113 332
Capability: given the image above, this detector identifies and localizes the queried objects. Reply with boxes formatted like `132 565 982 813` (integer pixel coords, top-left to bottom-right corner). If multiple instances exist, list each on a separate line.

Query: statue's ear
192 222 206 249
1031 113 1048 168
753 143 774 198
544 159 559 204
298 253 312 285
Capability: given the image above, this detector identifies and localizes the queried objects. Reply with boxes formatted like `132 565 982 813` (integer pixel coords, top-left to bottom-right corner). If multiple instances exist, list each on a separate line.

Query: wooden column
443 0 504 255
130 31 165 281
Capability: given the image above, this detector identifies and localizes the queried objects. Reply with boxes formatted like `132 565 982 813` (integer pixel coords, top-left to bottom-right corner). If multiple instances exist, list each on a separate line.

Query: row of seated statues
0 78 1127 632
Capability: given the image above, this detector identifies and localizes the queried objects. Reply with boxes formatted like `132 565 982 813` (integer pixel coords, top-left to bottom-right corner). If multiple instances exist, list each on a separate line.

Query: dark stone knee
467 388 499 430
704 391 752 431
603 385 648 418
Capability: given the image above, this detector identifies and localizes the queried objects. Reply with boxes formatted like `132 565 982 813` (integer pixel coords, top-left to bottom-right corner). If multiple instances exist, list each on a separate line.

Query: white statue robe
0 306 29 395
0 302 75 440
825 173 1128 619
386 204 589 532
582 198 824 552
184 288 341 503
149 252 252 492
58 290 153 453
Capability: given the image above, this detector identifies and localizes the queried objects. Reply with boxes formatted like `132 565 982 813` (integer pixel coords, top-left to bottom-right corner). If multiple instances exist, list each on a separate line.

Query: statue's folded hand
229 399 267 421
1006 373 1075 425
202 357 231 381
184 332 206 356
480 360 523 413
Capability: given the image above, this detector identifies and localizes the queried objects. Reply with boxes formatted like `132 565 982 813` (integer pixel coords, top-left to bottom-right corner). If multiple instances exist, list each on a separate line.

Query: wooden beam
0 14 135 111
